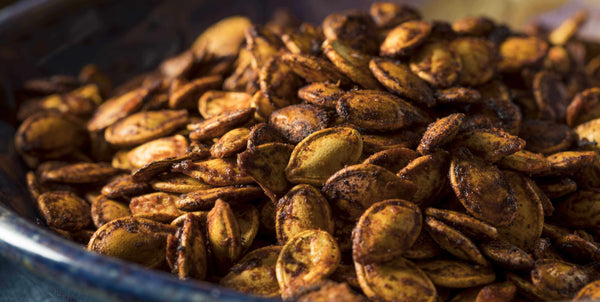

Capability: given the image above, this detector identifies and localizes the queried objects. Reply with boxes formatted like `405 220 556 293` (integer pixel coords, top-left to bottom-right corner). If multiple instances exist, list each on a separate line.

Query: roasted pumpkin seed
449 148 517 227
286 127 362 186
166 213 208 280
424 216 488 266
207 199 242 275
409 42 462 88
355 256 436 302
90 195 131 228
369 57 434 107
88 217 176 268
38 191 92 231
323 163 416 220
276 229 341 297
336 90 426 131
105 110 188 148
220 246 282 297
353 199 422 264
417 259 495 289
198 91 253 119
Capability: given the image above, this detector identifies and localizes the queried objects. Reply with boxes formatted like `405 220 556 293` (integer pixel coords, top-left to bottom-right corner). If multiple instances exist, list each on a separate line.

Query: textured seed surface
449 148 517 227
355 256 436 302
336 90 426 131
286 127 362 186
276 229 341 297
352 199 422 264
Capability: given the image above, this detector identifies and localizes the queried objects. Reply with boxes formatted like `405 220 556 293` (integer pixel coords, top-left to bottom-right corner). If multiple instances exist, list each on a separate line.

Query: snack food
13 3 600 301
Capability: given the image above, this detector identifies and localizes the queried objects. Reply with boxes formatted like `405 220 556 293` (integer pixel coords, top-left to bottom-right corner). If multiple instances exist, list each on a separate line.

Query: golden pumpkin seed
281 53 349 84
478 240 535 270
353 199 422 264
355 256 436 302
369 57 434 107
323 163 416 220
548 11 587 46
210 128 250 158
166 213 208 280
397 152 449 206
409 41 462 88
573 280 600 301
39 162 120 184
169 75 222 109
380 20 431 58
191 16 251 58
198 91 253 119
90 194 131 228
176 185 263 211
453 128 525 163
497 150 551 175
220 246 282 297
129 192 183 223
15 111 88 159
531 259 593 300
238 143 294 202
424 216 488 266
496 170 544 251
87 88 148 132
369 2 420 29
286 127 362 186
336 90 427 131
174 157 253 186
207 199 242 275
322 39 381 89
269 104 329 143
498 36 548 73
127 135 188 169
38 191 92 231
417 113 465 155
105 110 188 148
450 37 495 86
567 87 600 127
449 148 517 227
88 217 176 268
188 107 255 141
276 229 341 298
417 259 495 289
297 82 345 110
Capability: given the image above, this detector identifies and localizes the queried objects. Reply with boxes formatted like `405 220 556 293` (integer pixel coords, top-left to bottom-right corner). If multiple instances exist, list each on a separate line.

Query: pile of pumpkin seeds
13 3 600 301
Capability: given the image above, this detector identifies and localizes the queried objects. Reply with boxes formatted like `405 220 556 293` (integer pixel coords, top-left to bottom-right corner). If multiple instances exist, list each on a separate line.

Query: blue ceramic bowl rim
0 182 276 302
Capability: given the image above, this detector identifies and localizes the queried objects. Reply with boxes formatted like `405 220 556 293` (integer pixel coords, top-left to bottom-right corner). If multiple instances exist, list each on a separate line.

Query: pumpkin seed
220 246 282 297
353 199 422 264
286 127 362 186
449 148 517 227
105 110 188 148
336 90 427 131
88 217 176 268
355 256 436 302
38 191 92 231
276 229 341 298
